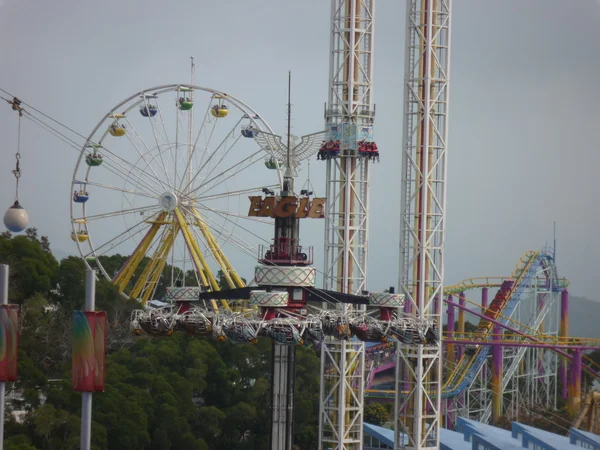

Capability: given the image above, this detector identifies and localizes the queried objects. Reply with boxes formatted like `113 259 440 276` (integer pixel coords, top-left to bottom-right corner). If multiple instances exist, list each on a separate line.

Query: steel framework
443 285 561 426
395 1 451 449
320 0 375 448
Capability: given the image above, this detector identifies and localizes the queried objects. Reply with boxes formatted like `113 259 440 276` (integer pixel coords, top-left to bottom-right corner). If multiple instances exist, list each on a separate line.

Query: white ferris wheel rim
70 84 280 299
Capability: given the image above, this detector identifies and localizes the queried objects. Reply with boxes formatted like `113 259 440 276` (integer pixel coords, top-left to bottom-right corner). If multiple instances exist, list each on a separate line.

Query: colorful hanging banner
0 305 19 382
72 311 106 392
93 312 106 392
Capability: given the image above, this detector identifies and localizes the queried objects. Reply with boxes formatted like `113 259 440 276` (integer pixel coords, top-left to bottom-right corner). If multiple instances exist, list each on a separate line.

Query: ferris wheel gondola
108 114 127 137
85 144 103 166
139 94 158 117
210 94 229 118
71 84 282 307
177 87 193 111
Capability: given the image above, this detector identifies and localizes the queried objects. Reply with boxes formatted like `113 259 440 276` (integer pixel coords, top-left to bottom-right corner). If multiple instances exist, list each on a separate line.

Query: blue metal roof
363 418 600 449
570 428 600 449
439 428 469 450
512 422 581 450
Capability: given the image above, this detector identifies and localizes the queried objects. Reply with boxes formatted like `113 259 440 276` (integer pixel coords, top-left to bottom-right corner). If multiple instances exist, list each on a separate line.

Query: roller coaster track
365 250 600 403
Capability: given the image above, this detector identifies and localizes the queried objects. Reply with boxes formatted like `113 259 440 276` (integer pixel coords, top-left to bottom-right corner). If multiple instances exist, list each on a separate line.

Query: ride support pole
458 292 466 360
481 287 488 312
491 324 503 424
0 264 8 450
568 348 583 415
480 288 489 382
447 297 455 367
560 290 569 400
80 270 95 450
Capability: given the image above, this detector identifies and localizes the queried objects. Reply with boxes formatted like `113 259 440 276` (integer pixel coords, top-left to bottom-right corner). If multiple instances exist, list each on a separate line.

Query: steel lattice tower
395 1 451 449
319 0 375 449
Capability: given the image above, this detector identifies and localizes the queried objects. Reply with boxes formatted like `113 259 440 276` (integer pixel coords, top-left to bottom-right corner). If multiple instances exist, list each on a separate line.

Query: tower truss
320 0 375 449
395 1 451 449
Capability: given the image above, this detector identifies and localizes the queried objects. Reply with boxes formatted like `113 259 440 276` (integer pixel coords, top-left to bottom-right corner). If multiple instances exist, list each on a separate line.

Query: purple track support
560 290 569 399
492 324 503 424
447 297 455 366
481 287 488 312
458 292 466 360
569 348 583 414
481 288 489 381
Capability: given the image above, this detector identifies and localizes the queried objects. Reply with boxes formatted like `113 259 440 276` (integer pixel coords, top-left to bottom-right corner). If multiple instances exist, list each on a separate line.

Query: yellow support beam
112 211 166 292
173 208 225 311
130 221 178 302
140 224 178 304
191 207 246 288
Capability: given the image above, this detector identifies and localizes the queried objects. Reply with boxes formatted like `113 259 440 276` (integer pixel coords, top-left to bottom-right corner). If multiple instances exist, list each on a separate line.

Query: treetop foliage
0 230 321 450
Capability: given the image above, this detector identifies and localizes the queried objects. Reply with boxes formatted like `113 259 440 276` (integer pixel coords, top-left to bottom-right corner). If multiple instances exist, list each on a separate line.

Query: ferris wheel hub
158 192 179 211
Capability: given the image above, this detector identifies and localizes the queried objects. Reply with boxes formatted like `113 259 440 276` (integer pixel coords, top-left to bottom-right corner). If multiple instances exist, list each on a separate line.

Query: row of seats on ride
317 140 380 161
475 280 515 332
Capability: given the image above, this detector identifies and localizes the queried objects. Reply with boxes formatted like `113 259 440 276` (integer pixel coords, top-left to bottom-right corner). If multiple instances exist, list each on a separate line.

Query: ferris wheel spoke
121 120 174 193
181 120 240 196
82 212 161 260
190 202 271 248
194 110 221 175
80 180 158 201
195 203 272 224
195 184 278 203
154 96 179 178
193 131 244 195
193 120 219 183
124 118 172 187
74 205 159 222
180 114 244 195
145 118 172 190
190 206 262 261
186 104 213 181
95 147 168 197
191 146 266 198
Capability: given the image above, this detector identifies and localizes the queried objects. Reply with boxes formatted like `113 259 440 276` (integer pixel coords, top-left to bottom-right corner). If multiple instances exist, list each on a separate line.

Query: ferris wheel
70 84 282 306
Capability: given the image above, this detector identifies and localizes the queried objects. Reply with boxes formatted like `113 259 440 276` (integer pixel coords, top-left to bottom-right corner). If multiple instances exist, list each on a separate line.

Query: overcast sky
1 0 599 300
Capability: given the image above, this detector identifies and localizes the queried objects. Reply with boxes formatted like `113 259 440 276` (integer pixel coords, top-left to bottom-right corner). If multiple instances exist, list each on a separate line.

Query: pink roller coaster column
481 288 488 380
560 290 569 399
447 296 455 367
458 292 466 360
568 348 582 415
492 323 503 424
481 287 488 312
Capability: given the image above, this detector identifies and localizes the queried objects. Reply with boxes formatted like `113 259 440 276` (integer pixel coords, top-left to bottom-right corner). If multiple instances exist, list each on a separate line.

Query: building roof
570 428 600 449
512 422 581 450
363 417 600 449
439 428 469 450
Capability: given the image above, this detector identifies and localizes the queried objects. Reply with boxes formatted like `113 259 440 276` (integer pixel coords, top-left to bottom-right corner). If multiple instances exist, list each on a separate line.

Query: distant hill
569 296 600 339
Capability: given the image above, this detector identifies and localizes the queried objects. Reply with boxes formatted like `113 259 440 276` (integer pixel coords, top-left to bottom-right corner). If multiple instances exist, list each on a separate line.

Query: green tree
364 403 388 426
0 232 58 301
5 435 37 450
55 256 86 310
